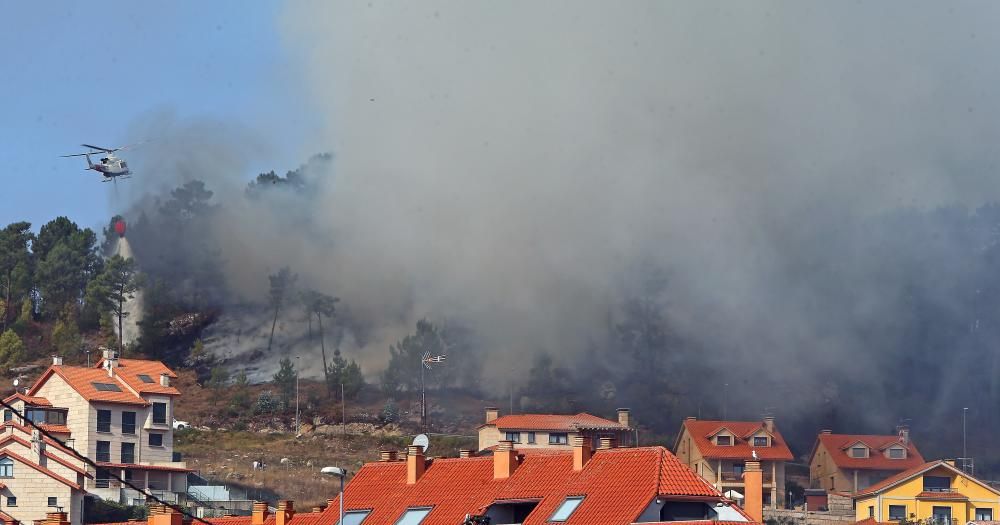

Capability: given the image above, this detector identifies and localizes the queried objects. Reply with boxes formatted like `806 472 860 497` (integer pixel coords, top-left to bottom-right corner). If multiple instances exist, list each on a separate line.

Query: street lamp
321 466 348 525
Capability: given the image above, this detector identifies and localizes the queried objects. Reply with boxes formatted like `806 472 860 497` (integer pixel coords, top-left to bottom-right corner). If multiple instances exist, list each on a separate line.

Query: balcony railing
720 470 774 483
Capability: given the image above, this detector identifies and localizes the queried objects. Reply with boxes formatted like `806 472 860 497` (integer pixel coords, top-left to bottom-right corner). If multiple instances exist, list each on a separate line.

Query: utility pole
295 355 301 436
962 407 969 472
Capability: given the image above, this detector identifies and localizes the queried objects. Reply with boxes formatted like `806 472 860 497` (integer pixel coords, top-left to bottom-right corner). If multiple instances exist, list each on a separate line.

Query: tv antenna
419 352 446 430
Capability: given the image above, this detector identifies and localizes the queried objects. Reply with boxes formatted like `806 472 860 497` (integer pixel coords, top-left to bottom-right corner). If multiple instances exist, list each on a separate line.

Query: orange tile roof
28 365 148 406
915 491 968 500
94 358 180 396
678 420 794 461
315 446 734 525
852 518 896 525
96 462 192 472
0 449 81 490
813 434 924 471
856 461 943 496
486 412 630 431
0 434 90 477
2 392 52 406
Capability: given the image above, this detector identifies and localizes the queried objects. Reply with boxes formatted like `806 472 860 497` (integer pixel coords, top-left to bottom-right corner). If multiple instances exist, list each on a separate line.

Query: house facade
809 430 925 494
854 460 1000 524
477 407 634 451
0 352 189 525
674 417 794 509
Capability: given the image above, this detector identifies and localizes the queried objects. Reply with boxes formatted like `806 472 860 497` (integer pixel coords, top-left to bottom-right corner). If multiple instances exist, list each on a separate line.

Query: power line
0 396 215 525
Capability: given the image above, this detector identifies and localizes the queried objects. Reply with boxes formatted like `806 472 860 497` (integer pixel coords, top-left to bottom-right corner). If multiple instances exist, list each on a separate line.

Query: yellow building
854 459 1000 523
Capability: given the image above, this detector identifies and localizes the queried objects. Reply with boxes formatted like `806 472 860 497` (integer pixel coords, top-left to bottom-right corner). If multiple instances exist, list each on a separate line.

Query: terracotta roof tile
814 434 924 471
915 491 968 500
28 365 148 406
0 449 81 490
2 392 52 406
486 413 630 431
679 420 794 461
94 358 180 397
856 461 942 496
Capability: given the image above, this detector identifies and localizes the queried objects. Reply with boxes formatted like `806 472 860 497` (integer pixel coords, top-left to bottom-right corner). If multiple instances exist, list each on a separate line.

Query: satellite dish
412 434 430 454
12 378 18 387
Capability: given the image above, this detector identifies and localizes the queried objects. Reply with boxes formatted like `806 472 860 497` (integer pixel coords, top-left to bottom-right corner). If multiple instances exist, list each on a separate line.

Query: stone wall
764 494 855 525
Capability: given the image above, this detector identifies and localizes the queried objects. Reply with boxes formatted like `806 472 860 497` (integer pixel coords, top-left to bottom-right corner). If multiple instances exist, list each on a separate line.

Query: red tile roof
485 413 630 431
94 358 180 397
678 420 794 461
2 392 52 406
852 518 896 525
856 461 950 496
28 365 148 406
813 434 924 471
0 449 81 490
96 462 192 472
315 446 737 525
915 491 968 500
0 434 90 477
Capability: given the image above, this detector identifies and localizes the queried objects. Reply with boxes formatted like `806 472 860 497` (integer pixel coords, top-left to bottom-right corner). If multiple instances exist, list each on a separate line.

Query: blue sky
0 2 318 232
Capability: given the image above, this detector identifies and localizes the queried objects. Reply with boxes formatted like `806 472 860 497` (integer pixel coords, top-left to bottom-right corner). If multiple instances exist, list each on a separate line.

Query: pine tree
0 330 25 369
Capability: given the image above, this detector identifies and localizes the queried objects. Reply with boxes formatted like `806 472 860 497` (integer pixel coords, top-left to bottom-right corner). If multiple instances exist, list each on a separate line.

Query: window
6 497 15 507
25 408 46 422
504 431 521 443
121 442 136 464
335 511 371 525
923 476 951 492
0 458 12 478
47 410 66 426
932 506 951 525
976 509 993 521
92 382 122 392
753 436 768 447
149 433 164 447
97 409 112 433
486 501 539 523
868 506 874 518
850 446 868 458
152 402 167 424
889 505 907 520
95 468 111 488
96 441 111 462
394 507 431 525
732 463 744 476
3 410 10 422
47 497 57 507
122 411 136 435
716 435 732 446
527 432 536 444
549 433 568 445
550 496 584 522
888 447 906 459
138 374 154 383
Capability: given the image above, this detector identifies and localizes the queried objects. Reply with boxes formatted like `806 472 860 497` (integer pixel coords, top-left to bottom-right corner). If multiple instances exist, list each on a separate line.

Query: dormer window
850 446 869 458
716 435 732 446
888 446 906 459
753 436 769 447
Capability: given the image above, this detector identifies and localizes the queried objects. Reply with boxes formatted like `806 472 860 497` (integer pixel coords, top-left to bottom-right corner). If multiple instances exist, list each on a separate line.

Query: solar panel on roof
137 374 154 383
92 382 122 392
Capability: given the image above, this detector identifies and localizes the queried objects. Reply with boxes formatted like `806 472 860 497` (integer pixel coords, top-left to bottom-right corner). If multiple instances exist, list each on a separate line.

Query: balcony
719 470 774 484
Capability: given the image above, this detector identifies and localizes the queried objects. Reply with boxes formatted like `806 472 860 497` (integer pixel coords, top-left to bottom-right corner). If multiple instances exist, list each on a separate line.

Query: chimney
310 507 323 513
379 449 398 462
743 461 763 523
149 505 182 525
52 355 63 366
572 435 592 471
493 440 518 479
820 429 832 435
598 436 617 450
275 501 295 525
897 426 910 446
763 416 775 432
686 416 697 421
485 407 499 423
407 445 426 484
160 374 171 387
251 502 269 525
31 429 45 463
617 408 631 428
45 512 70 525
459 449 475 458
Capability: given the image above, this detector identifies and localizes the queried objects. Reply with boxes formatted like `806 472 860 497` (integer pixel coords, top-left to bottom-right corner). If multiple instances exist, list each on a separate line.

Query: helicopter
61 144 135 182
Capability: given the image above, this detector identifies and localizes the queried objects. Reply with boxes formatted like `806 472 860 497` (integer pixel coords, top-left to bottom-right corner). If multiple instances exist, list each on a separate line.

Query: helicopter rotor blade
80 144 116 153
60 153 93 157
